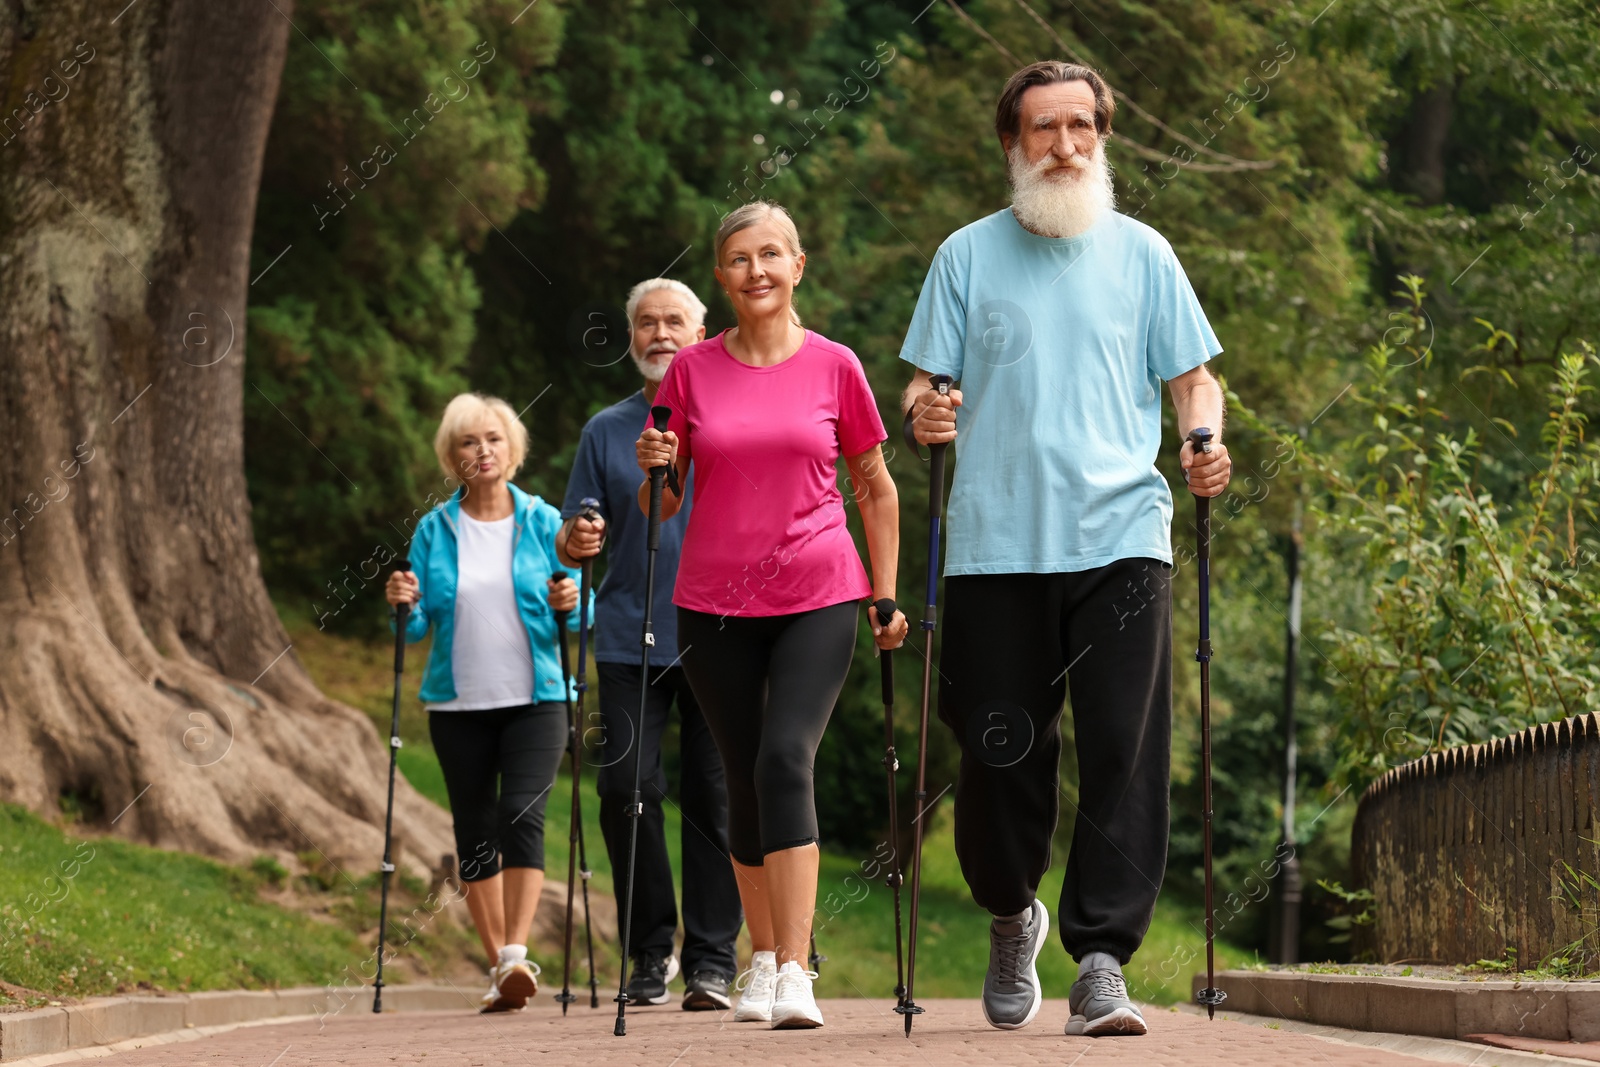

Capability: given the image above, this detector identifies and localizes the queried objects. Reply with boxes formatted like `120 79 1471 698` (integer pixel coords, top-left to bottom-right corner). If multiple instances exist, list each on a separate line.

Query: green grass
396 747 450 809
0 804 369 1000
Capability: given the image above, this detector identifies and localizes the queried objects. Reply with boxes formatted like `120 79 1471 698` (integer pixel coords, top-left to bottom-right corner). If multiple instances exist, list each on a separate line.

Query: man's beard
631 344 672 383
1007 140 1115 238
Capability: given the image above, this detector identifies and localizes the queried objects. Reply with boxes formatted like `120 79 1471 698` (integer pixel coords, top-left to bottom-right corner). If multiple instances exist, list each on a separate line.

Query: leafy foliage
246 0 561 631
1240 279 1600 784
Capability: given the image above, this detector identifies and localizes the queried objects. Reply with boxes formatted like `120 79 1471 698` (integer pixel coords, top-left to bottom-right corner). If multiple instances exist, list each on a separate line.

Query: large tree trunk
0 0 450 876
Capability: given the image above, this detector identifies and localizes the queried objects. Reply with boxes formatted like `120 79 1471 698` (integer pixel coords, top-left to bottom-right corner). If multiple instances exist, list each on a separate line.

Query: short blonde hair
433 393 528 483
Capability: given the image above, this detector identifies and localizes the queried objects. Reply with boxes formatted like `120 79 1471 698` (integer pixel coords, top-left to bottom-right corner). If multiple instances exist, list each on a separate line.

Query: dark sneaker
681 970 733 1011
624 953 678 1007
981 899 1048 1030
1066 967 1147 1036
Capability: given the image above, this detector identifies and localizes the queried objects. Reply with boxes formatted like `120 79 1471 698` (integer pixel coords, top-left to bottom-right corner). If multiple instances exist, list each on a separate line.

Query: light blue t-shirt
898 209 1221 575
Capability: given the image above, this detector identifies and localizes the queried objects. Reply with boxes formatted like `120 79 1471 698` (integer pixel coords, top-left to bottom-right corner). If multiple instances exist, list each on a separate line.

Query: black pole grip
576 497 604 589
904 373 955 460
927 375 952 520
393 563 412 672
873 597 897 705
1187 427 1213 552
649 405 681 499
646 410 669 551
646 468 665 551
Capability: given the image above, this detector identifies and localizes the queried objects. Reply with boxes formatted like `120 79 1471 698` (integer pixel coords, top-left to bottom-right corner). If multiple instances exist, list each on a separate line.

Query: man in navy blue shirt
557 278 741 1011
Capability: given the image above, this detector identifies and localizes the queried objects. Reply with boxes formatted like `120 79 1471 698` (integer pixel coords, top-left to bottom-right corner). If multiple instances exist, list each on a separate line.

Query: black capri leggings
428 702 567 882
678 601 858 866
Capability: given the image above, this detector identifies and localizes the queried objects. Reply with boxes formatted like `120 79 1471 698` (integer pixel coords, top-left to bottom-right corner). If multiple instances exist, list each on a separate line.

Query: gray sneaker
981 899 1049 1029
1066 967 1147 1036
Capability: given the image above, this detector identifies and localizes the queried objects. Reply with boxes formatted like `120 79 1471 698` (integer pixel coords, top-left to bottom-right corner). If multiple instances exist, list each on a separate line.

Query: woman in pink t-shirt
635 201 909 1029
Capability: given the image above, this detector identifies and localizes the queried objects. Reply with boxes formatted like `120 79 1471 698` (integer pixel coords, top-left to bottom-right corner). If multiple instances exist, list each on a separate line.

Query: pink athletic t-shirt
650 329 888 619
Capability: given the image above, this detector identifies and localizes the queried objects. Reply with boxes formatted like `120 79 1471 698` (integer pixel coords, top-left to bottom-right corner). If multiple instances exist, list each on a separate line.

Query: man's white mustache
1035 153 1091 173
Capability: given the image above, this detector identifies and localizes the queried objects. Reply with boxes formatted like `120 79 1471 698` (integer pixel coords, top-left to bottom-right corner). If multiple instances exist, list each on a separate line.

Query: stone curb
1192 969 1600 1043
1174 1002 1600 1067
0 985 469 1062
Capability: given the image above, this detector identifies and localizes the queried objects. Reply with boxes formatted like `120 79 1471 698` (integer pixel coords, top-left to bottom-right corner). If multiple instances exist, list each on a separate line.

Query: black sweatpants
938 560 1172 965
677 601 858 866
428 702 567 882
593 662 742 978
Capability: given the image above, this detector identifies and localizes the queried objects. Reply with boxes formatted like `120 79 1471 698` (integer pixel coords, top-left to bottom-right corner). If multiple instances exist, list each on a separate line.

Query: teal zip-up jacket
396 483 582 706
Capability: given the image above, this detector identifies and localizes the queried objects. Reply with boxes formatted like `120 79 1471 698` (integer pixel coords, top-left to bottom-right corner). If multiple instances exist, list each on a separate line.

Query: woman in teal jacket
386 393 581 1014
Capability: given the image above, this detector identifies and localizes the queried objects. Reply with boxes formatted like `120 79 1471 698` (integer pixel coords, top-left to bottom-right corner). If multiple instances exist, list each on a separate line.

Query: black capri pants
678 601 858 866
428 702 567 882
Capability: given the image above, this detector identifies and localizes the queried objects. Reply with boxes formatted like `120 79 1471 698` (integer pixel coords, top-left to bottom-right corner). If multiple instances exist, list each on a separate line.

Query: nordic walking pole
550 508 601 1017
574 498 603 1009
873 596 907 1009
1189 427 1227 1019
900 372 953 1037
553 566 585 1011
373 562 411 1014
615 407 676 1037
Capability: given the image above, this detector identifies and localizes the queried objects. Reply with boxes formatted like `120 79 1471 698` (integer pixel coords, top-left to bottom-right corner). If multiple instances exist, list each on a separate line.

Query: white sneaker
478 967 500 1013
769 960 824 1029
481 959 540 1013
732 950 778 1022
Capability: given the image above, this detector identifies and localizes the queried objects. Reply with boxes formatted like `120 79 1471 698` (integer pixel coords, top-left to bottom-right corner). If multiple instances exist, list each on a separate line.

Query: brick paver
81 996 1448 1066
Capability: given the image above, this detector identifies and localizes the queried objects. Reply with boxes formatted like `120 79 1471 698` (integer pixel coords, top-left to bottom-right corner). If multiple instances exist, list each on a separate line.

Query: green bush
1242 277 1600 787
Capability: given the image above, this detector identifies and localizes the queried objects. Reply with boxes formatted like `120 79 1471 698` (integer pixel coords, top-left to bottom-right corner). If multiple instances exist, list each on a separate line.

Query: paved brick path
84 997 1447 1066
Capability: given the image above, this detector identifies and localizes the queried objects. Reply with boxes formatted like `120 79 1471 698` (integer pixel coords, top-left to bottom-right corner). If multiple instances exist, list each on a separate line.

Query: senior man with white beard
557 279 742 1011
899 61 1233 1038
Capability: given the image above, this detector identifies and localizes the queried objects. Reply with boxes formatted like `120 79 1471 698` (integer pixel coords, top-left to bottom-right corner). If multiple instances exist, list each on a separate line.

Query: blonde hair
714 200 805 326
433 393 528 483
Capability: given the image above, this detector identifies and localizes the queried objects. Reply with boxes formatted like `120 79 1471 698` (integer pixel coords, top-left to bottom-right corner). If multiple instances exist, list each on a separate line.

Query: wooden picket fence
1352 712 1600 968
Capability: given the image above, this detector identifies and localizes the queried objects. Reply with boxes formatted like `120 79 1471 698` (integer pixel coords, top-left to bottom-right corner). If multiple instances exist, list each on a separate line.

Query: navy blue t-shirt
561 390 690 664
